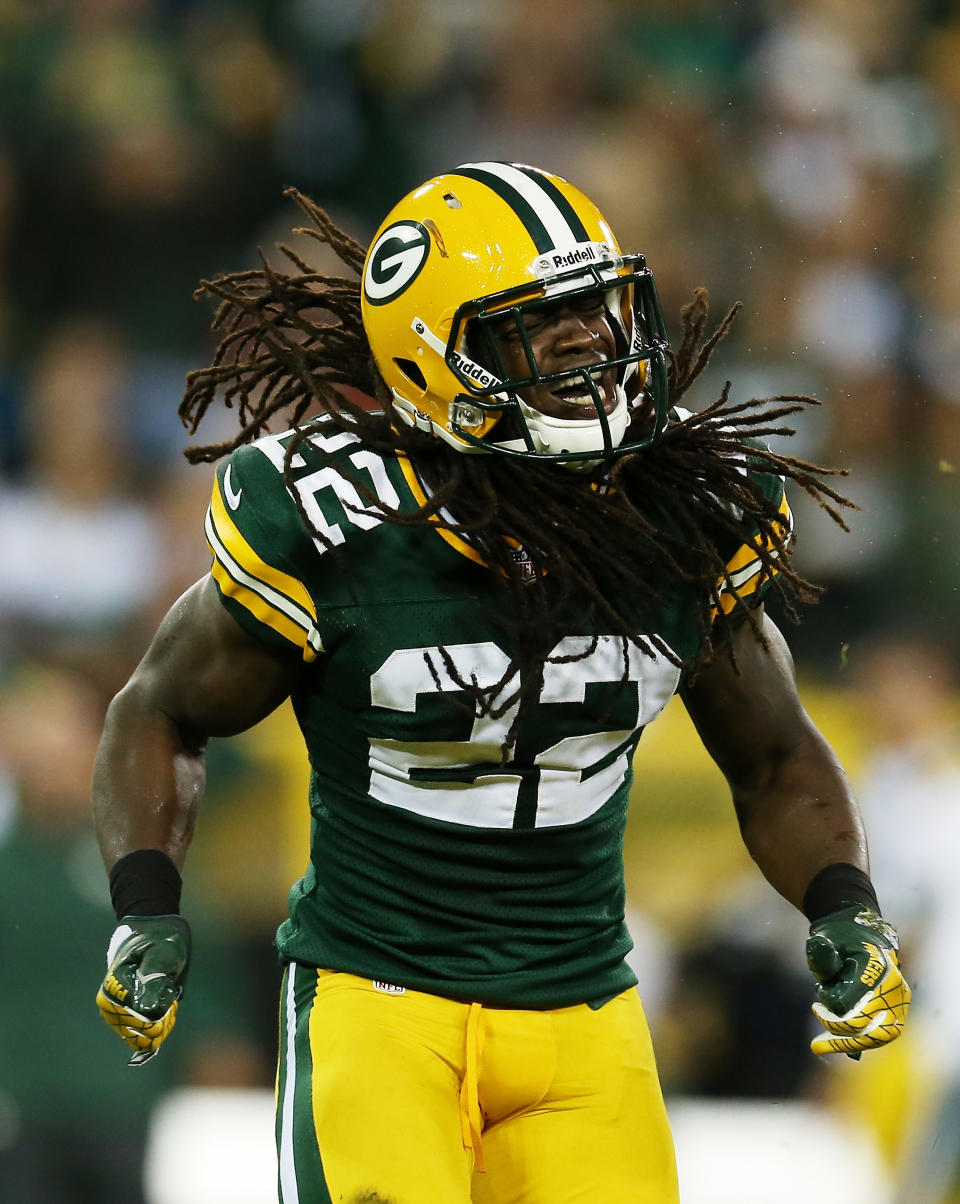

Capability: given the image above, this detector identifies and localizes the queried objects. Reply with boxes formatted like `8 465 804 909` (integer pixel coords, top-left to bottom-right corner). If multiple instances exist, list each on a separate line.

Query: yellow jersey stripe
206 480 322 660
724 492 792 573
206 513 322 659
209 476 318 619
713 492 793 617
397 453 487 567
209 553 317 655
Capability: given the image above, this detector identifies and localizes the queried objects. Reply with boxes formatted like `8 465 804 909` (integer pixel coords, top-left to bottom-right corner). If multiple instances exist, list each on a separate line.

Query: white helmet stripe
454 162 588 253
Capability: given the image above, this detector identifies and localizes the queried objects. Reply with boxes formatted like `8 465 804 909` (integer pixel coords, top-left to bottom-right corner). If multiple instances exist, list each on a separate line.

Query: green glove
96 915 191 1066
806 905 910 1057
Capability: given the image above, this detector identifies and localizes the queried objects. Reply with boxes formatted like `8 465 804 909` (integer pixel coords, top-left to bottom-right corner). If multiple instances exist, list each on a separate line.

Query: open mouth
547 365 616 416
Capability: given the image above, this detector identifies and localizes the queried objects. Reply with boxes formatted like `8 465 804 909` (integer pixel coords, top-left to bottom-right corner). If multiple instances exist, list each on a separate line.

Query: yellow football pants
276 963 679 1204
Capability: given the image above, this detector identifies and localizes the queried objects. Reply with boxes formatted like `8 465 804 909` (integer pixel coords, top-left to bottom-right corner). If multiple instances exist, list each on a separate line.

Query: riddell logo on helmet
449 350 498 390
551 245 597 269
533 242 611 277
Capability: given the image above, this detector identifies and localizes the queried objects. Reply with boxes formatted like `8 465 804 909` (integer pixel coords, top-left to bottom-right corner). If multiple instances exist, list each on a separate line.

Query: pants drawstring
459 1001 486 1172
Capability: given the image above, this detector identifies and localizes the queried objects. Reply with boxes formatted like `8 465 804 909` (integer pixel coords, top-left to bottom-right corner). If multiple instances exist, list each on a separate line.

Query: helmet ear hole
394 357 427 391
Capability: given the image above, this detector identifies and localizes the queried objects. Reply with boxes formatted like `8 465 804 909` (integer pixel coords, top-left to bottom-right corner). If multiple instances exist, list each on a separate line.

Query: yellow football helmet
360 161 669 464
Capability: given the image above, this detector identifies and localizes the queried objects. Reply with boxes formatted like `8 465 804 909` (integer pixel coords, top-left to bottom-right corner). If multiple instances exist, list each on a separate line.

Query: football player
94 162 909 1203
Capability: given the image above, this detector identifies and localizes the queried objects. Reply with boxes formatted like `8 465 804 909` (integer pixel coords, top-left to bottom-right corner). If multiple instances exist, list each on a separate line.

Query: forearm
92 679 206 873
682 614 908 1056
732 724 868 912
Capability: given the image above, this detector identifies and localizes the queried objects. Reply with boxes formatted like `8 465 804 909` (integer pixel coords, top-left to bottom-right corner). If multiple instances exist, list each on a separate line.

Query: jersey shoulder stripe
207 466 323 660
713 479 792 618
397 453 485 567
205 425 420 659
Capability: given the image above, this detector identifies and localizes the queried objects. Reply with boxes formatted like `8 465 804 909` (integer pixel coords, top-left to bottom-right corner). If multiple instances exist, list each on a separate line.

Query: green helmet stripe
450 165 555 253
513 164 590 244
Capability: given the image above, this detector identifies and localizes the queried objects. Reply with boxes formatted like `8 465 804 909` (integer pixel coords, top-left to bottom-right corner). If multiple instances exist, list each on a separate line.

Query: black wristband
109 849 182 920
802 862 880 923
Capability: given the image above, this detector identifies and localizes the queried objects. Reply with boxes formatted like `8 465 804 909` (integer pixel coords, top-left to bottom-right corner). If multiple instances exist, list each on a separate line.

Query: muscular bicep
131 574 302 743
94 574 302 869
681 610 865 906
680 608 819 791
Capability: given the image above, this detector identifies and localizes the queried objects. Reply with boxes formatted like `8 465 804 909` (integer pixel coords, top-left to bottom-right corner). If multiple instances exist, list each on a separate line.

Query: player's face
492 291 618 420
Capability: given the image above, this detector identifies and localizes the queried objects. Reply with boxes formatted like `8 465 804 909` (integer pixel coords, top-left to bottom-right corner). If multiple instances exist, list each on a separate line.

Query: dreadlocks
179 189 853 753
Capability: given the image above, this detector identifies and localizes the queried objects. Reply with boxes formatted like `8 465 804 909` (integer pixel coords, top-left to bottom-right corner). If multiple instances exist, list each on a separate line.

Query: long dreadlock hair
179 189 853 754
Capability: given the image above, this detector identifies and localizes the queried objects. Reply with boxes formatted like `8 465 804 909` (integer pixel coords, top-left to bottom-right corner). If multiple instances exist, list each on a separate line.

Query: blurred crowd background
1 1 958 1202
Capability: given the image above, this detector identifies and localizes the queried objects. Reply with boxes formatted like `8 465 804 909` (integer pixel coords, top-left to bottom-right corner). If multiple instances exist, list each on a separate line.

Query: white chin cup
514 384 628 458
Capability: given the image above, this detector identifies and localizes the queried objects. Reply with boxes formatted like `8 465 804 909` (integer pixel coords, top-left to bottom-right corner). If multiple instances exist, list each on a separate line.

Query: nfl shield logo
512 546 537 584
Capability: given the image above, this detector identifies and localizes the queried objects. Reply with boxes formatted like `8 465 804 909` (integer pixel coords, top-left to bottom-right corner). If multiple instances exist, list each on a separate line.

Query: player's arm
93 572 302 1063
94 572 297 865
680 607 862 906
680 607 910 1056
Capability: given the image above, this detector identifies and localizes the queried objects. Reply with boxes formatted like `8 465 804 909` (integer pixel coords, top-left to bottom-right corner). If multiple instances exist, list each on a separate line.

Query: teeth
554 365 609 405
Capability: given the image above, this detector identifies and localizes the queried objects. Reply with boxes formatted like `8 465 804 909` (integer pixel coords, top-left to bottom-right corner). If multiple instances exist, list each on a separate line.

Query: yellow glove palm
806 906 910 1057
96 915 191 1066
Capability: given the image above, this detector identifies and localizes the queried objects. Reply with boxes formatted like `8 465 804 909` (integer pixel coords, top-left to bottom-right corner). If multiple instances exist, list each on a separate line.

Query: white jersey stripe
278 966 300 1204
205 508 324 654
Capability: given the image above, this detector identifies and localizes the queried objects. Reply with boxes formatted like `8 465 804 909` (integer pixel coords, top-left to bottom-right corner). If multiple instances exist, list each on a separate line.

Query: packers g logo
364 221 430 305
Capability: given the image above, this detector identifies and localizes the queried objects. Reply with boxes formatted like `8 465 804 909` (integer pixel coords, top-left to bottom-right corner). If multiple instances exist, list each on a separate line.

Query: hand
805 905 910 1058
96 915 191 1066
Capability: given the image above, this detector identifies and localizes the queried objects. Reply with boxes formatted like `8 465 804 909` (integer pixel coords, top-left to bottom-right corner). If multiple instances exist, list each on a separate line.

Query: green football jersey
205 420 790 1008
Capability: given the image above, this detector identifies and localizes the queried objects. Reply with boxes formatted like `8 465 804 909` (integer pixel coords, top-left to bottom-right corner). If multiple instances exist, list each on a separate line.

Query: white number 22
367 636 680 830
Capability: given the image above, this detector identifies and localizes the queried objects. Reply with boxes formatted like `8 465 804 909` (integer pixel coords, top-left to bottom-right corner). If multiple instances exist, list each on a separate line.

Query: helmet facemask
446 254 669 466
